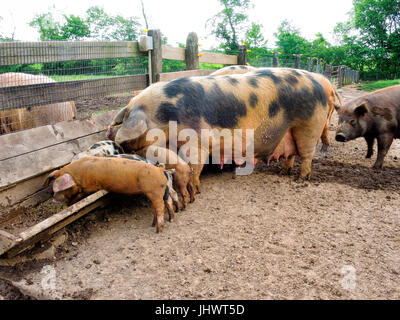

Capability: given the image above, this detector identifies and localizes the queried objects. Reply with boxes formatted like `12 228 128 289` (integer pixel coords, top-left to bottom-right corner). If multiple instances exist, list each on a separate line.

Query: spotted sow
109 68 330 193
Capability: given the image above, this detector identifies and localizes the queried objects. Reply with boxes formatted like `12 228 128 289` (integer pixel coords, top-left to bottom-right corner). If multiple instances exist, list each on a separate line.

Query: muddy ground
0 86 399 300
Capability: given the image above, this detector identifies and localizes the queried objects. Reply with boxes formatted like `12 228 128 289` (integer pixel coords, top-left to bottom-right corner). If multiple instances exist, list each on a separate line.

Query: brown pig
44 156 174 232
335 84 400 169
136 145 194 208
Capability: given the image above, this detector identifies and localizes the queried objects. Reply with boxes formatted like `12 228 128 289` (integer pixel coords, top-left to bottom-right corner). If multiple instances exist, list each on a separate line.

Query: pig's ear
333 103 341 111
43 170 60 186
115 109 148 143
354 103 369 118
53 174 76 193
111 106 128 125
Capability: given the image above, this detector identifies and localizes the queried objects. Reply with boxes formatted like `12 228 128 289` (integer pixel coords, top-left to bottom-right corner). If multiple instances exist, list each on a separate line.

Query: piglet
44 156 174 233
71 140 124 162
107 153 181 211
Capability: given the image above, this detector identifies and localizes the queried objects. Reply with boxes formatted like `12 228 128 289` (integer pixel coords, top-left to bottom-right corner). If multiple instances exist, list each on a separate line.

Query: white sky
0 0 354 48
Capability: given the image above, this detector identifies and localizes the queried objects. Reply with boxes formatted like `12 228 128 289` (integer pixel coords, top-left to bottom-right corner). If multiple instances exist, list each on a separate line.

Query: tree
245 22 267 48
30 6 141 41
274 20 311 55
207 0 251 53
244 22 269 59
29 12 90 40
353 0 400 78
86 6 140 41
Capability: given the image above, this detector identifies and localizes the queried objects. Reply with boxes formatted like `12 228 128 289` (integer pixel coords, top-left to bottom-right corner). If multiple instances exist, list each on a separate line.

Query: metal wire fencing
248 52 359 87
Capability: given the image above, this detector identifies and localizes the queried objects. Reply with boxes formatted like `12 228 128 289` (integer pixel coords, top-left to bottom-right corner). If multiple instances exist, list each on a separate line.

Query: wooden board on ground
0 190 110 258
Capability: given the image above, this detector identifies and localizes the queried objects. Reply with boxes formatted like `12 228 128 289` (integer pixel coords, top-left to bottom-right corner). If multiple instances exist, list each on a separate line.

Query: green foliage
353 0 400 79
85 6 140 41
29 6 140 41
357 79 400 91
207 0 251 53
29 13 90 40
274 20 312 55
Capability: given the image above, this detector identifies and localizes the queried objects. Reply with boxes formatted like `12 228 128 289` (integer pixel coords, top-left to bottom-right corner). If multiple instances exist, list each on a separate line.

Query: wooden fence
0 31 239 112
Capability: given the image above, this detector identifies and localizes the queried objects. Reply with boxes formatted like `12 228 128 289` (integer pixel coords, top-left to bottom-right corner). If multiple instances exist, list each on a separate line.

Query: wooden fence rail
0 30 241 111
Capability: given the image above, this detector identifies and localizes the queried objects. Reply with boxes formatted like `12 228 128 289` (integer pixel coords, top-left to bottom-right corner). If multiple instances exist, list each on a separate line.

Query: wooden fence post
338 65 342 87
272 52 279 67
316 59 322 73
185 32 199 70
148 29 162 83
238 45 248 65
294 54 301 69
308 57 314 72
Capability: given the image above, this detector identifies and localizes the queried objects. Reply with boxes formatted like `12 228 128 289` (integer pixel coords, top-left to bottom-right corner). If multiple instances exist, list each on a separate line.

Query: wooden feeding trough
0 111 118 258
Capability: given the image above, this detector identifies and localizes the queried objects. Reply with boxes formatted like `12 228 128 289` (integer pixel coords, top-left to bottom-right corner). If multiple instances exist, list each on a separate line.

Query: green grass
50 74 119 82
357 79 400 91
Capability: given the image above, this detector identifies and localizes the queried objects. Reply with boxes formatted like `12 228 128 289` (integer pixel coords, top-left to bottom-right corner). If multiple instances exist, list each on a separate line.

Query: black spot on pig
156 102 180 123
249 92 258 108
159 77 247 129
269 101 280 117
239 65 248 69
229 66 236 70
305 75 328 107
248 77 259 88
90 143 101 150
290 69 301 76
268 77 327 121
255 69 282 84
226 77 239 85
285 74 299 85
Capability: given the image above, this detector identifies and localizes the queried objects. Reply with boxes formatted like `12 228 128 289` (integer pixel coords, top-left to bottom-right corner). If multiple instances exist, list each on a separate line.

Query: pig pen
0 86 399 300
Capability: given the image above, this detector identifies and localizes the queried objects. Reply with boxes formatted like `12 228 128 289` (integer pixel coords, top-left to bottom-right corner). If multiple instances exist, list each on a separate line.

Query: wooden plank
0 231 20 256
0 75 148 111
2 190 110 258
0 41 146 66
159 69 215 82
199 52 237 65
162 45 185 61
0 110 118 161
0 131 108 189
0 131 106 207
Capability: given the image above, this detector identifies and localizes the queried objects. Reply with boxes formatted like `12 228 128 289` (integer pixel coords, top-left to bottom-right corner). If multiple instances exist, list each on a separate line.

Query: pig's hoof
320 145 328 153
280 167 292 176
296 174 311 181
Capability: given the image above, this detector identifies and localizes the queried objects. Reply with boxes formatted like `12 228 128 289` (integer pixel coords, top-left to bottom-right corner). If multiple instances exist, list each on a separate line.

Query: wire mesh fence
248 53 359 88
0 41 149 135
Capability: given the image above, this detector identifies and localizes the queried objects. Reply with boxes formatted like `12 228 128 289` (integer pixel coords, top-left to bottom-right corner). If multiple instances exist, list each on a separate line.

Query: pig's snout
335 133 346 142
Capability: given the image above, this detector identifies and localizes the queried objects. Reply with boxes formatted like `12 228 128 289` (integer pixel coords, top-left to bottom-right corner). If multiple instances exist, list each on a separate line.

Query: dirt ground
0 85 399 300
